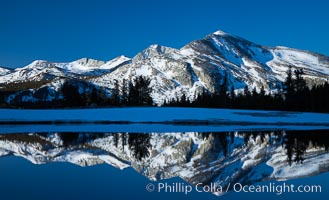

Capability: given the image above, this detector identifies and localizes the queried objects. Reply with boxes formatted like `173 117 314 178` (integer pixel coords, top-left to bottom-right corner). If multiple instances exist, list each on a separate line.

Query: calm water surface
0 128 328 200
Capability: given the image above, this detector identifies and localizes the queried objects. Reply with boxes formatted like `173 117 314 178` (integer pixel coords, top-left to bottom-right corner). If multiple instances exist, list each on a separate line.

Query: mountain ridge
1 30 329 105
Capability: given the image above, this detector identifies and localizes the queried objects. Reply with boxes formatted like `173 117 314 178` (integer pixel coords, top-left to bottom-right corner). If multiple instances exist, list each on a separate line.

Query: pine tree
113 133 119 148
243 85 251 96
121 79 128 105
294 68 307 92
260 86 266 97
219 73 228 96
252 87 258 97
128 80 138 105
128 76 152 106
128 133 151 160
90 87 99 106
283 66 295 110
62 80 82 107
284 66 294 96
121 133 127 150
229 85 236 108
293 68 307 110
111 79 120 105
180 93 188 106
218 73 229 107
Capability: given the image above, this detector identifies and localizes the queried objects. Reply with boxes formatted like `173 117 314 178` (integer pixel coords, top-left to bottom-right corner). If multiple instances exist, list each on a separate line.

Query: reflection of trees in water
198 132 230 157
59 132 105 147
2 130 329 164
199 130 329 165
46 132 151 161
112 133 119 148
284 130 329 165
48 132 151 161
239 131 284 146
57 131 329 164
128 133 151 161
237 130 329 165
110 133 151 161
199 131 283 157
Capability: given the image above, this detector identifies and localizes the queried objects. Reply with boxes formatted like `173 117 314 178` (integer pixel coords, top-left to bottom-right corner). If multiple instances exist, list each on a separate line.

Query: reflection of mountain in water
0 130 329 195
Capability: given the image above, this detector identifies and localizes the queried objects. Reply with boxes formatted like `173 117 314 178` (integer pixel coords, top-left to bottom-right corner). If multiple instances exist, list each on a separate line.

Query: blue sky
1 0 329 68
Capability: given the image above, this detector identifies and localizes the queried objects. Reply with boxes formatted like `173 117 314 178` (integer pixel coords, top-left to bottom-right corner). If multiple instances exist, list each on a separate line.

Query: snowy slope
99 55 131 70
1 30 329 104
0 67 12 76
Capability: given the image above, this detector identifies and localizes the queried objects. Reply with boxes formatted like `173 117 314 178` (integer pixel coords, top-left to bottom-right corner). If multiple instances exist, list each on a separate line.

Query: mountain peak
72 58 105 67
30 60 48 65
212 30 229 36
0 66 13 75
134 44 176 61
149 44 161 49
117 55 130 60
145 44 171 53
21 60 49 70
1 29 329 106
100 55 131 70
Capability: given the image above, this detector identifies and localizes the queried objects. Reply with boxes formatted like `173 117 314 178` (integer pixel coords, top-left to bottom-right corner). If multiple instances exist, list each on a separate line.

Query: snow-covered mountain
1 131 329 196
0 66 13 76
1 30 329 104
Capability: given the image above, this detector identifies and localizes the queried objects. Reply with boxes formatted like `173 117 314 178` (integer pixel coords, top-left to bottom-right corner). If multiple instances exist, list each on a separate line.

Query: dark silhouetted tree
283 66 295 110
128 133 151 160
62 80 83 107
113 133 119 148
121 79 128 105
111 79 120 105
90 87 99 106
243 85 251 97
128 76 153 106
218 73 229 107
294 68 307 92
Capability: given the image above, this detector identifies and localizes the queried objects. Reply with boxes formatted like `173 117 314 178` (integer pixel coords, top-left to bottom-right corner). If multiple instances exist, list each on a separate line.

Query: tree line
56 132 151 161
198 130 329 165
1 67 329 113
61 76 153 108
0 76 154 108
165 67 329 113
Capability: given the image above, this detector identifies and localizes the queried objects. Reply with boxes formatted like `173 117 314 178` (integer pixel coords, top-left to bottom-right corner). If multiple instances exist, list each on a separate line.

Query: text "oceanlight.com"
145 182 322 195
